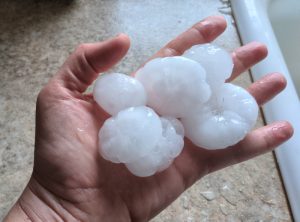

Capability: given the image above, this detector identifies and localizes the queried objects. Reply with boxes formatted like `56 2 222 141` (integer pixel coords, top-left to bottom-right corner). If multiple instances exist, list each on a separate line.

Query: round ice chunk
161 116 185 137
136 56 211 118
99 106 162 163
218 83 258 128
125 117 184 177
183 43 234 90
160 117 184 158
182 110 249 149
93 73 147 115
125 153 162 177
182 83 258 149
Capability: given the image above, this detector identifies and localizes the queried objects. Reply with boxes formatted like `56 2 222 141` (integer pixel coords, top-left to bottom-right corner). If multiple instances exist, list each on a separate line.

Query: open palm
7 16 293 222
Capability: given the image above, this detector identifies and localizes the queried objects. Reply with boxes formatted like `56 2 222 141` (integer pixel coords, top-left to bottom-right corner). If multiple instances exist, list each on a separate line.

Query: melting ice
93 43 258 177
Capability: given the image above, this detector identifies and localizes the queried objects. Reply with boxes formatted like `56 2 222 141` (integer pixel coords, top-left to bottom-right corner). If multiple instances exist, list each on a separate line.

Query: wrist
3 201 29 222
4 178 70 222
4 176 133 222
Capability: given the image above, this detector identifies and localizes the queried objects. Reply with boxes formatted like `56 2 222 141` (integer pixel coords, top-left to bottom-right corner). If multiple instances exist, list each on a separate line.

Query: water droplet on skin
76 122 89 133
77 127 84 132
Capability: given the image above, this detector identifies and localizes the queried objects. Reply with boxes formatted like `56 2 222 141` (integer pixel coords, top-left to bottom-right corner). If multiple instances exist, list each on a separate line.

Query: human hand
5 16 293 222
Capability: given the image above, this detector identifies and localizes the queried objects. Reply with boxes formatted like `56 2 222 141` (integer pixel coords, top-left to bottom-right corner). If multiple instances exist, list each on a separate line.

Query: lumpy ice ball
125 152 164 177
161 116 185 137
182 83 258 149
125 117 184 177
219 83 258 126
183 43 234 89
95 41 259 177
159 117 184 158
136 56 211 118
93 73 146 115
99 106 162 163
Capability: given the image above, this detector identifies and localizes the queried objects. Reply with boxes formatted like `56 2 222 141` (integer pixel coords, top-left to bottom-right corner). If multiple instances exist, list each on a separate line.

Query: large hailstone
182 83 258 149
136 56 211 118
183 43 234 90
125 117 184 177
93 73 146 115
95 42 259 177
99 106 162 163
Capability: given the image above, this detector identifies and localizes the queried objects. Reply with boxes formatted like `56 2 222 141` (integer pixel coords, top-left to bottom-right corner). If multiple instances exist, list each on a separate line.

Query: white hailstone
159 117 184 158
125 153 163 177
182 83 258 149
99 106 162 163
183 43 234 90
161 116 185 137
93 73 146 116
125 117 184 177
219 83 259 126
136 56 211 118
96 44 258 176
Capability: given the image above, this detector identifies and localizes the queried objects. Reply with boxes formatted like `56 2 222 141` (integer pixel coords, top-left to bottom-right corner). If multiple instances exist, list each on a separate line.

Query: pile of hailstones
93 43 258 177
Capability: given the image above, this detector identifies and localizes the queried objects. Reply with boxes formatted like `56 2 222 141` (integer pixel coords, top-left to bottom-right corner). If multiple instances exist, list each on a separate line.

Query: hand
5 16 293 222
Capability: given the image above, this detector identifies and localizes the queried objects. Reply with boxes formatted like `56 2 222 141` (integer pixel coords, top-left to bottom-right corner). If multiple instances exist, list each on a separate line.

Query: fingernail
198 17 225 39
115 33 124 38
272 122 293 140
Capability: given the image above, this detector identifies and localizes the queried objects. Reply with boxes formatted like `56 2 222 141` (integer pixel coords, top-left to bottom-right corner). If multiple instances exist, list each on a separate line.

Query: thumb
54 34 130 93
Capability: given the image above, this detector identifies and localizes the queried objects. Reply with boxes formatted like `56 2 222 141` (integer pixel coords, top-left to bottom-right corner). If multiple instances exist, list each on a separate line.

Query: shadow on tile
0 0 75 36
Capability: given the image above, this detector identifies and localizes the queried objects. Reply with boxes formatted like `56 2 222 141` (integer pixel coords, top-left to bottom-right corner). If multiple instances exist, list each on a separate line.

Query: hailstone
94 42 259 177
161 116 185 137
136 56 211 118
99 106 162 163
159 117 184 158
183 43 234 90
125 117 184 177
182 83 258 149
93 73 146 115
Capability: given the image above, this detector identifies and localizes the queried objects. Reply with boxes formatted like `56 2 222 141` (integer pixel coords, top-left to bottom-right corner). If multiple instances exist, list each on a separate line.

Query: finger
150 15 227 59
54 34 130 93
207 121 293 173
228 42 268 82
248 73 287 105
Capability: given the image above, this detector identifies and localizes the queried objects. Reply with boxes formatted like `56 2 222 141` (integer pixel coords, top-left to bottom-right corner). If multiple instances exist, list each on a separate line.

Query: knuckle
191 24 210 40
163 47 182 57
74 43 98 76
37 85 51 101
75 43 88 55
192 18 226 42
36 80 61 104
37 87 48 104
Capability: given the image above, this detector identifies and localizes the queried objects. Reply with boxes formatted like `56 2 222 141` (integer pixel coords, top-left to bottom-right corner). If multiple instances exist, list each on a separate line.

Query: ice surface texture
125 116 184 177
181 83 258 149
99 106 163 163
99 106 184 177
183 43 234 90
135 56 211 118
93 73 146 115
93 43 258 177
